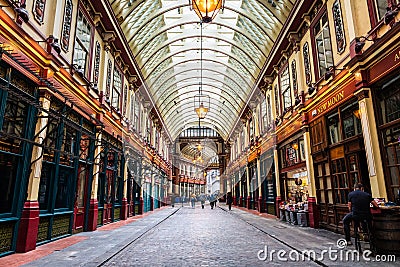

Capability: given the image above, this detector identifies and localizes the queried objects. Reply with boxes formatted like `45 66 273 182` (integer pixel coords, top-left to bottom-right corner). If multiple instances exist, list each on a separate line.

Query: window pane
55 167 72 209
0 154 18 213
39 163 52 210
73 10 92 74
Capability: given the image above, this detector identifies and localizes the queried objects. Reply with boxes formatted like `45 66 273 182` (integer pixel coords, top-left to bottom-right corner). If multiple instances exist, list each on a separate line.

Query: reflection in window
76 165 86 207
112 68 122 110
0 154 18 214
314 12 334 77
55 167 72 209
328 113 341 144
73 10 92 75
39 163 52 210
280 66 291 111
374 0 388 19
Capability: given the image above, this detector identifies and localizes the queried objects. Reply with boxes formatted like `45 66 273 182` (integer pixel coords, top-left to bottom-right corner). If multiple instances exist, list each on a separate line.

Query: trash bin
290 210 298 225
297 211 308 227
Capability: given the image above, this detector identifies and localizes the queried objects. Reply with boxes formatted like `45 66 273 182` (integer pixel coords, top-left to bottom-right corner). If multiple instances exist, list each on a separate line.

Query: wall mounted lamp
81 82 98 92
0 3 29 23
36 35 61 54
324 66 346 81
384 7 398 25
307 83 316 95
354 36 373 54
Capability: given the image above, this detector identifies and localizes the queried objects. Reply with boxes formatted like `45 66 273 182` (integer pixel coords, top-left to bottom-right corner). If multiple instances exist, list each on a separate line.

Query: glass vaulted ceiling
110 0 294 141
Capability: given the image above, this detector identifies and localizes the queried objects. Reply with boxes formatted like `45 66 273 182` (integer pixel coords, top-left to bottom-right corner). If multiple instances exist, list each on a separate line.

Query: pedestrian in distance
200 194 205 209
342 183 379 245
226 192 233 211
210 195 215 209
190 194 196 208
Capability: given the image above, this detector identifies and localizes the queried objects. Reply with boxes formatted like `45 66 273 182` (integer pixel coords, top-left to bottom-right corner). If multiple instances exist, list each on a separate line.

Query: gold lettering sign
395 49 400 62
316 90 345 114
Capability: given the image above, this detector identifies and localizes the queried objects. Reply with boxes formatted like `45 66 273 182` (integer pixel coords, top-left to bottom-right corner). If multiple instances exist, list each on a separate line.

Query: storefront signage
312 90 345 116
277 116 302 144
308 79 355 122
369 46 400 83
293 171 308 178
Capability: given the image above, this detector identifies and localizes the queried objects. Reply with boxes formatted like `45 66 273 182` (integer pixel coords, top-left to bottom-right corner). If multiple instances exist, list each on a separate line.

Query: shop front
277 130 310 225
308 79 371 231
0 62 37 255
260 149 276 215
97 133 124 226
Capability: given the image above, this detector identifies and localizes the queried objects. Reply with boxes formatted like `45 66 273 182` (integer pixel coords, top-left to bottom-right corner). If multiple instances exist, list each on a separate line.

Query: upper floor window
73 10 92 76
112 68 122 110
261 98 267 132
249 118 254 141
314 12 333 78
280 65 291 111
374 0 389 19
240 130 245 151
267 96 272 128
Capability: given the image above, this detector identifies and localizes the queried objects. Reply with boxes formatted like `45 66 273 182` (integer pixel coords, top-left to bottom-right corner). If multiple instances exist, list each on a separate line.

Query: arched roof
109 0 294 140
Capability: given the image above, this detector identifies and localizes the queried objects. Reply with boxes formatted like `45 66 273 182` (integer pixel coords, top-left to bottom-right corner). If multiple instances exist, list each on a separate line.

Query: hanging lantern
194 94 210 119
190 0 225 23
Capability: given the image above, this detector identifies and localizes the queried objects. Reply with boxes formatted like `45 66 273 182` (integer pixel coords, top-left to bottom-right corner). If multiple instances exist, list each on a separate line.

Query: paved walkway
0 203 398 266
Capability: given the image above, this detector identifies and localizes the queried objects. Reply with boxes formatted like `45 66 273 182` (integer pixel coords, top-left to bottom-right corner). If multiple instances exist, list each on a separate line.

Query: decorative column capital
354 88 370 101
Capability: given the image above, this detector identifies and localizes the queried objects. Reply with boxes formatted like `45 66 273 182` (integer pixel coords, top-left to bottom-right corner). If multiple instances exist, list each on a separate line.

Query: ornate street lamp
190 0 225 23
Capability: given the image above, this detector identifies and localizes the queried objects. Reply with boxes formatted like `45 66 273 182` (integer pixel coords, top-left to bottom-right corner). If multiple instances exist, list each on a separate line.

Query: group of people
170 193 234 210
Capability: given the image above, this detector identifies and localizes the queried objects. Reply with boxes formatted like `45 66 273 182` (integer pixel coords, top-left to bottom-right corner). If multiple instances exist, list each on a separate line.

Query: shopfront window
55 167 73 209
39 163 53 210
314 12 334 77
0 154 18 214
342 109 362 139
378 85 400 201
331 158 349 204
328 113 341 144
76 165 86 208
280 138 305 168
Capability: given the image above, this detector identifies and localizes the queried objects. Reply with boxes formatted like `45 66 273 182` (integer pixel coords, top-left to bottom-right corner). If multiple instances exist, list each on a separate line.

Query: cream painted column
86 126 102 230
356 89 387 199
91 128 102 200
26 89 51 201
273 149 281 198
303 129 316 197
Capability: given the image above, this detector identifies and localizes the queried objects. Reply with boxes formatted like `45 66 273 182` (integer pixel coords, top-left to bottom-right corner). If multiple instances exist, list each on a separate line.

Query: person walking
226 192 233 211
200 194 205 209
210 194 215 209
190 194 196 208
343 183 378 245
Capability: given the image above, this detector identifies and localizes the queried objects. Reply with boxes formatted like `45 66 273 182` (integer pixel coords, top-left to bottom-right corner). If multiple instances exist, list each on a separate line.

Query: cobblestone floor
2 203 397 267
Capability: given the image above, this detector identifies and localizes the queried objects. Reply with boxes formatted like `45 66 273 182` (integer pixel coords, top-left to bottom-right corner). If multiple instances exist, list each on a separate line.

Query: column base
246 196 251 209
16 201 39 253
87 199 98 231
257 197 264 213
138 197 144 214
275 196 282 218
150 197 154 211
121 198 128 220
308 197 319 228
